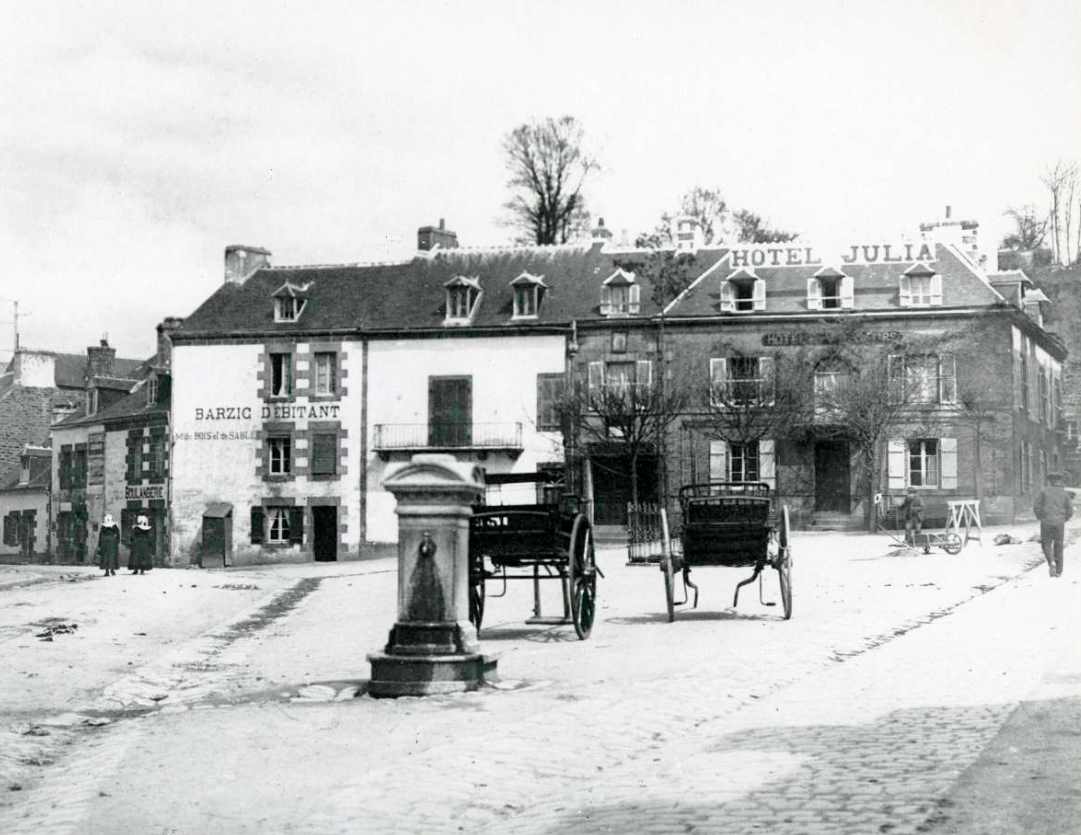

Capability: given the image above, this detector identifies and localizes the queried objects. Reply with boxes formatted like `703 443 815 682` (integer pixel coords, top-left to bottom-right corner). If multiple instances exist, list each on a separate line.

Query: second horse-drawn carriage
468 471 599 639
660 482 792 622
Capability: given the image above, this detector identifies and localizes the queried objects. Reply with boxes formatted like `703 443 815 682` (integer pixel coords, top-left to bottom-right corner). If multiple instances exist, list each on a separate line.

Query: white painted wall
171 342 364 564
365 334 566 543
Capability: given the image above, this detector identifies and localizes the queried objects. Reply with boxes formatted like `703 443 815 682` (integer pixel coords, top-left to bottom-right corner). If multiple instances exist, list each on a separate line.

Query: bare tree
636 187 797 249
1042 160 1078 265
1001 205 1049 252
501 116 599 245
731 209 798 244
561 366 691 507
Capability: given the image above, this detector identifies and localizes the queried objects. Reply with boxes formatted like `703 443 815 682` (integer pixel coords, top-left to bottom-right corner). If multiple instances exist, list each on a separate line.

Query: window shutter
929 274 943 306
887 439 907 489
938 354 957 403
752 278 767 311
3 513 13 546
720 281 735 312
600 285 612 315
536 373 564 432
587 361 605 394
311 433 338 476
628 284 641 314
840 275 855 308
709 440 728 482
250 506 265 544
806 277 822 310
940 437 958 489
288 508 304 544
899 275 912 307
758 356 775 405
759 439 776 490
635 360 652 390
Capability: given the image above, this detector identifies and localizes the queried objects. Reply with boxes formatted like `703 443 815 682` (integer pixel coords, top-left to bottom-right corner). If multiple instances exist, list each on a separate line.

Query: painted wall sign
761 330 904 347
193 403 341 421
173 431 257 442
730 242 935 269
125 484 166 501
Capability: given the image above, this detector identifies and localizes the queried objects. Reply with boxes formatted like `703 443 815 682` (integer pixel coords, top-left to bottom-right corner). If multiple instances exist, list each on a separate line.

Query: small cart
468 471 599 640
661 482 792 622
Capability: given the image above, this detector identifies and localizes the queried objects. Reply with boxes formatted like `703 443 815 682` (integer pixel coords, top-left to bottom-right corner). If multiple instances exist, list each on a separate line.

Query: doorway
814 441 850 512
312 506 338 561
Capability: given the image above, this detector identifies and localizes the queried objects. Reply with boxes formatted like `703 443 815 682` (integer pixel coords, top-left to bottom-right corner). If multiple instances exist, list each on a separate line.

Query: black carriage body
678 482 774 568
467 471 597 639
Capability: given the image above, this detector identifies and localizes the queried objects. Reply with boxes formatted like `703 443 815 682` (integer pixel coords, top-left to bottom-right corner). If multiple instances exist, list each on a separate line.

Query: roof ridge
263 259 413 271
431 242 592 256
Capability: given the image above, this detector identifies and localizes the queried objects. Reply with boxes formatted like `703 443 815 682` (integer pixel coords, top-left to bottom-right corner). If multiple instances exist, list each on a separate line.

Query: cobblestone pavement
0 527 1077 834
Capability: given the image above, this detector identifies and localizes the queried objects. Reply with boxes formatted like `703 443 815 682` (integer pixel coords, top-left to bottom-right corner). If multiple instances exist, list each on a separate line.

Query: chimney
224 245 272 284
156 317 184 370
591 217 613 243
11 350 56 388
417 218 459 251
945 205 952 220
86 338 115 381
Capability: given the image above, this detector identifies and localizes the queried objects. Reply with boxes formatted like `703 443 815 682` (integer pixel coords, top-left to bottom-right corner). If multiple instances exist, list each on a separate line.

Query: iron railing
372 421 523 451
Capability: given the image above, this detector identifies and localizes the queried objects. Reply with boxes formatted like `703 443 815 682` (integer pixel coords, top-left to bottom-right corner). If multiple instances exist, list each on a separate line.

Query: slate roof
2 352 149 390
55 379 167 429
0 448 51 493
664 244 1004 318
175 243 733 338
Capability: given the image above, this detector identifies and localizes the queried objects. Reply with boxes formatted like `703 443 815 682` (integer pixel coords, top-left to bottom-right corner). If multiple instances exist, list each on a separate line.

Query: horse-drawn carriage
468 471 599 639
661 482 792 621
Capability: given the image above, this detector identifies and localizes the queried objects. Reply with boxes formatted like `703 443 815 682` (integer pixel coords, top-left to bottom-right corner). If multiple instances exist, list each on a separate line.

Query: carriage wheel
569 516 597 640
468 572 485 631
942 531 963 555
776 505 793 620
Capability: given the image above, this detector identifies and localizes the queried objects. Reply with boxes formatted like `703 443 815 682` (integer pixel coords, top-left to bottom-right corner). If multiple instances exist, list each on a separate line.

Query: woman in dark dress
131 514 154 575
96 514 120 576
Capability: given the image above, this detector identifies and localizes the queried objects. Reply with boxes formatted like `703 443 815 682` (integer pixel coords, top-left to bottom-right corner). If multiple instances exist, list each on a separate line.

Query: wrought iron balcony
372 422 524 458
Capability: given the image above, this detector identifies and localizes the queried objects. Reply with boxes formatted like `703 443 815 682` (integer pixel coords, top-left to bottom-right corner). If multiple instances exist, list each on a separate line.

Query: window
709 439 776 487
710 357 774 406
268 507 291 543
888 354 956 404
814 368 847 414
148 435 166 479
1019 440 1032 493
269 353 293 398
606 362 635 396
1020 351 1029 412
87 389 99 416
611 331 628 353
899 266 942 307
537 373 564 432
444 276 482 323
310 433 338 476
146 376 158 406
268 436 292 475
514 284 537 317
586 361 653 407
729 442 760 483
429 376 472 446
806 269 854 310
600 269 640 316
720 270 766 313
1066 419 1079 450
274 296 303 322
314 352 337 396
908 439 939 487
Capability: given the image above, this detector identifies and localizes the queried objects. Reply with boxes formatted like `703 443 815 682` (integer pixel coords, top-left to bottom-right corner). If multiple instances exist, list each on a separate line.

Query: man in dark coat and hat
96 514 120 576
1034 471 1073 577
131 514 154 575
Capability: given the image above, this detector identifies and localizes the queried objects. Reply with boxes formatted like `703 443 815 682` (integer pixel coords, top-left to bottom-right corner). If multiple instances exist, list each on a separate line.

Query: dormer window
807 266 854 310
272 281 312 322
899 263 942 307
146 375 158 406
510 272 546 319
720 268 766 313
444 275 482 324
600 269 640 317
87 389 99 416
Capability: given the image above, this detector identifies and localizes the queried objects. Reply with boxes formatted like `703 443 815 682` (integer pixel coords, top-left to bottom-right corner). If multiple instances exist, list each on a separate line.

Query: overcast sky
1 0 1079 364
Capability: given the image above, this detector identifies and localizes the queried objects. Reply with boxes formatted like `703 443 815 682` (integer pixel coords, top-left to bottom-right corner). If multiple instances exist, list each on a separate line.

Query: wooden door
814 441 850 512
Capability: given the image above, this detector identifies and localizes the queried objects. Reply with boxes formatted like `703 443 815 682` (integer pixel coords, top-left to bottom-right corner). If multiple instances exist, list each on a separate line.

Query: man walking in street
899 487 925 548
1033 471 1073 577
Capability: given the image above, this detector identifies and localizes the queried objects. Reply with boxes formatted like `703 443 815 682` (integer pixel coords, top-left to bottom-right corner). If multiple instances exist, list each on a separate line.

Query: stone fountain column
367 454 496 697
